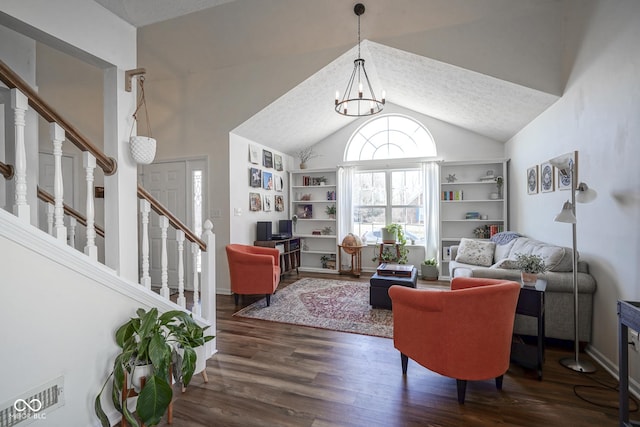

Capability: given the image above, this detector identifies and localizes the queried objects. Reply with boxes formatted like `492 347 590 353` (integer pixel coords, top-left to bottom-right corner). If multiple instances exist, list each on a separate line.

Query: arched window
344 114 436 161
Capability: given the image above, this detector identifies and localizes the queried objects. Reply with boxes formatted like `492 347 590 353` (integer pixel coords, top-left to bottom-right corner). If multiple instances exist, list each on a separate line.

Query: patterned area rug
233 278 395 338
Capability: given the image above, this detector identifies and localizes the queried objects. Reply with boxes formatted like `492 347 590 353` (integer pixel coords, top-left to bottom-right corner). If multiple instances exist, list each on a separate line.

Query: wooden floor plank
157 273 625 426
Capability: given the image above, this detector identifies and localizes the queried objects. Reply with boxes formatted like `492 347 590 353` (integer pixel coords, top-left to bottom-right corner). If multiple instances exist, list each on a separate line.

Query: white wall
227 132 293 294
0 209 189 426
506 0 640 389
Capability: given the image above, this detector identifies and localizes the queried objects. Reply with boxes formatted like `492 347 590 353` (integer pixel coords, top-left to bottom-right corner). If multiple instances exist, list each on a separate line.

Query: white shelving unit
439 160 508 279
289 168 339 273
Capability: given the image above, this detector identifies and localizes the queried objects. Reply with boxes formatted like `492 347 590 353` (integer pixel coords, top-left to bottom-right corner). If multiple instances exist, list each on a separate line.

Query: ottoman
369 267 418 309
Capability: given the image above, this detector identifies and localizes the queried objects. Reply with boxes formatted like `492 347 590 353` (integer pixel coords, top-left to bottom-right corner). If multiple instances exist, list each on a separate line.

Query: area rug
233 278 395 338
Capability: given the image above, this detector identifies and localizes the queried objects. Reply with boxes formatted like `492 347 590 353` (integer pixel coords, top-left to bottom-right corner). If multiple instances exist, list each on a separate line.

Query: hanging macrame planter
129 76 156 165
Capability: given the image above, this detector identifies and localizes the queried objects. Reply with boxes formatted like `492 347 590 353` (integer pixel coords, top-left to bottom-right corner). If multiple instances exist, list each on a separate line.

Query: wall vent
0 377 64 427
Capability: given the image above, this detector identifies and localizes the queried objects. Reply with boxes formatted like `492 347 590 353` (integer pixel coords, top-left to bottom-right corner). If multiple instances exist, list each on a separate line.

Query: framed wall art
275 195 284 211
249 144 260 164
263 150 273 168
262 171 273 190
540 162 554 193
263 195 272 212
275 175 283 192
249 192 262 211
249 167 262 188
527 165 538 195
274 154 283 171
557 150 578 191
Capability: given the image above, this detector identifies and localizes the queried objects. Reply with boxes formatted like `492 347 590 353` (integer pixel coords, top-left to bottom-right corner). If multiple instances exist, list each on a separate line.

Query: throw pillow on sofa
455 238 496 267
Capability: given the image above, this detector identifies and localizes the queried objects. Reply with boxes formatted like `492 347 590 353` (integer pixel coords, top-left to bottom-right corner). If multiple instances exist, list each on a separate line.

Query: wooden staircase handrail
0 160 14 179
137 186 207 251
37 186 105 238
0 59 117 176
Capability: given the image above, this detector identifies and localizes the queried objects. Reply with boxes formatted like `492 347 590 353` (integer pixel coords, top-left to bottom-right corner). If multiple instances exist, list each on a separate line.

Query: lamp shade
576 182 597 203
554 201 577 223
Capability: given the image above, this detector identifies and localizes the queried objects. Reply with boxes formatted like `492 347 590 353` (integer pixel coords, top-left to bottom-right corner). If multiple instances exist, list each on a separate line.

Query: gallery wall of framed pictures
527 151 577 195
248 144 286 212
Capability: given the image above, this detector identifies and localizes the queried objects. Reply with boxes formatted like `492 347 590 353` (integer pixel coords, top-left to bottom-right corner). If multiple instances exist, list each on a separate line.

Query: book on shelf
442 190 463 200
376 263 415 277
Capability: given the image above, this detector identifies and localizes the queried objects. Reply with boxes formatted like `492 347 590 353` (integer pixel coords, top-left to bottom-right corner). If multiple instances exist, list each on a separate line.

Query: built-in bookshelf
289 168 339 273
439 160 508 279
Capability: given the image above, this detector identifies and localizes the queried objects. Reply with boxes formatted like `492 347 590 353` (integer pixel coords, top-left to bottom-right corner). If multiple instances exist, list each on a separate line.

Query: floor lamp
550 153 597 373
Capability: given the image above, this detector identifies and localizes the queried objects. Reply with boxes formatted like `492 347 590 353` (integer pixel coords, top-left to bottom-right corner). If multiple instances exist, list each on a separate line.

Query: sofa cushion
455 238 495 267
507 238 574 272
494 238 517 263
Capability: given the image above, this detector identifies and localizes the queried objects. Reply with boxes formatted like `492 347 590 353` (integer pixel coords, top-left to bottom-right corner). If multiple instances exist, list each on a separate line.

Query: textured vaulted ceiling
95 0 561 154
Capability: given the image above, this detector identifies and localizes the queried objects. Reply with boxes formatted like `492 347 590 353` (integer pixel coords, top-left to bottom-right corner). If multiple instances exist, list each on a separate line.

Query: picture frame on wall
263 150 273 168
557 150 578 191
262 171 273 190
274 154 283 171
250 167 262 188
275 195 284 212
527 165 539 194
249 144 260 164
540 162 554 193
275 175 283 192
263 195 272 212
249 192 262 211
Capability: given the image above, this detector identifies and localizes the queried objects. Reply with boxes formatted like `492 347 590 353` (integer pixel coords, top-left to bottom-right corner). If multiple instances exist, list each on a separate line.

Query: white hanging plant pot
130 135 156 165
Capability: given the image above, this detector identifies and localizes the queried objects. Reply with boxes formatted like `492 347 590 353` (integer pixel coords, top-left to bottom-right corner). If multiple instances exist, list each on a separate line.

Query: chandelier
335 3 385 117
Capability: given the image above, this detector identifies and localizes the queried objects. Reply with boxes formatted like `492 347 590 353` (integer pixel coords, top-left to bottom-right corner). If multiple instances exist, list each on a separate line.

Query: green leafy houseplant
515 253 548 274
421 258 439 280
422 258 437 266
325 205 336 217
95 308 213 427
372 223 410 264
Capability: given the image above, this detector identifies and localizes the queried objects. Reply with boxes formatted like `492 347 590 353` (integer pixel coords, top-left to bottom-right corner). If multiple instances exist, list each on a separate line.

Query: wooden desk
338 245 363 277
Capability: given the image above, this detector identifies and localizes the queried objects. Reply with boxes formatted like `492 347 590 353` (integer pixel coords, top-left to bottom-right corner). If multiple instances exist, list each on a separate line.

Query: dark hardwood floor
160 273 630 426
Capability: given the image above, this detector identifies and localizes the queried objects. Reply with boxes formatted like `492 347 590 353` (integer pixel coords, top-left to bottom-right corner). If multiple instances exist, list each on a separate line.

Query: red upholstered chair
225 244 281 306
389 277 521 403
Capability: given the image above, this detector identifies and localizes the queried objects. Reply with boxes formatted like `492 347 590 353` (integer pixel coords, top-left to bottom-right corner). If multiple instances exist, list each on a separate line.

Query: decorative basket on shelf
129 75 156 165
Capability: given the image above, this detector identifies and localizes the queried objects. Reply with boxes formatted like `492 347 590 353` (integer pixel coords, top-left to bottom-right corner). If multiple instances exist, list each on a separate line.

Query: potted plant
297 147 318 169
515 253 548 286
325 205 336 219
373 224 410 264
95 308 213 427
381 223 403 244
421 258 439 281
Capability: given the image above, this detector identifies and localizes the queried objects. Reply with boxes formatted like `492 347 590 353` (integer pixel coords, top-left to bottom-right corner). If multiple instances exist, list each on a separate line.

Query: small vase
299 162 307 169
130 136 156 165
521 271 538 286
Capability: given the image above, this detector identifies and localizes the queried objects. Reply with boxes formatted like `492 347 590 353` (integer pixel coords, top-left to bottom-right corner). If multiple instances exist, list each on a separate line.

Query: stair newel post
159 215 170 299
68 217 77 248
50 122 67 241
11 89 30 223
139 199 151 289
83 152 98 260
46 203 54 235
191 242 201 317
200 219 216 354
176 230 186 308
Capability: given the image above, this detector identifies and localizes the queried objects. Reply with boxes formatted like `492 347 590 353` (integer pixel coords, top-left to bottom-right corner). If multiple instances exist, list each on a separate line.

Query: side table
511 279 546 380
618 300 640 427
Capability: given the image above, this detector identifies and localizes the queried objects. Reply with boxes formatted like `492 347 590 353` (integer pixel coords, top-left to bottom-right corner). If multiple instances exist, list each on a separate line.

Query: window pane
353 207 386 243
391 170 423 205
391 207 425 244
354 172 386 205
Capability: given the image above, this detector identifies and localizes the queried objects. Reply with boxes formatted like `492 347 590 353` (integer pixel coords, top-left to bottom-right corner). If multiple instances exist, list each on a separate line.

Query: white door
140 161 187 289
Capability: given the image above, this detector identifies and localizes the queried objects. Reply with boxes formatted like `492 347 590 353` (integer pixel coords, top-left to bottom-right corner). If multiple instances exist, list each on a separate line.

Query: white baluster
83 152 97 260
176 230 186 308
191 242 201 317
68 217 77 248
46 203 54 235
139 199 151 289
159 215 170 299
11 89 29 222
51 123 66 241
200 220 216 356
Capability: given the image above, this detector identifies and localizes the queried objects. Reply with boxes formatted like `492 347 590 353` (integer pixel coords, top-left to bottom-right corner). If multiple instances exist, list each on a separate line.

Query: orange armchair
389 277 521 403
225 244 281 306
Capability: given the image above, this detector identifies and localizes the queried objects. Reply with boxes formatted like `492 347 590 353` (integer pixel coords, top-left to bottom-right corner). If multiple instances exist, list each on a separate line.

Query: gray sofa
449 236 597 342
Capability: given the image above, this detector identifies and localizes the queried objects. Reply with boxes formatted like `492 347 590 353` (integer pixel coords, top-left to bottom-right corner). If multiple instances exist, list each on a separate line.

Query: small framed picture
249 167 261 188
297 204 313 219
249 145 260 164
262 171 273 190
557 150 578 191
275 175 283 192
540 162 554 193
275 195 284 212
263 195 272 212
527 165 538 195
249 192 262 211
274 154 283 171
263 150 273 168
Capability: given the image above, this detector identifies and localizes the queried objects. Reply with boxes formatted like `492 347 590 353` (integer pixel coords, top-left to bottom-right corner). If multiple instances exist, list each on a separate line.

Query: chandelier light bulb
358 82 363 98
